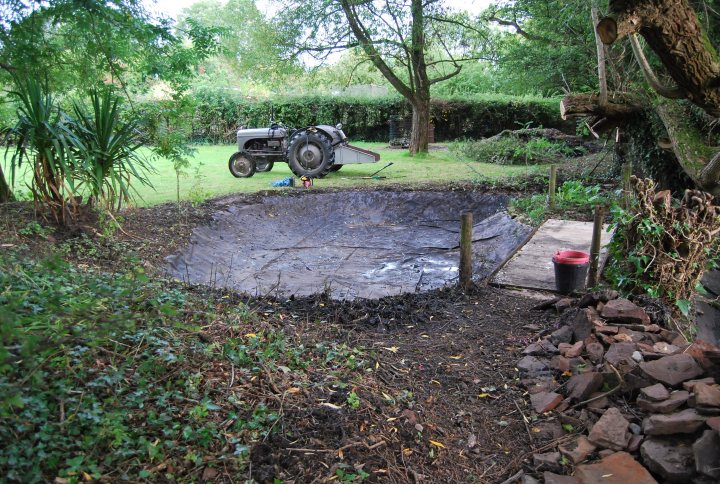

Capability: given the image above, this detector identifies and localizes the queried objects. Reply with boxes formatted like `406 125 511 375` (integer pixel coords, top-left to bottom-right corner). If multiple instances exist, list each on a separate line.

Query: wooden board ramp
490 219 613 292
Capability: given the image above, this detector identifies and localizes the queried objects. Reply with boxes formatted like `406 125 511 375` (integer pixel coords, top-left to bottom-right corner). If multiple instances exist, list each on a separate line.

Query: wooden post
459 211 473 290
622 162 633 208
548 164 557 210
588 205 605 287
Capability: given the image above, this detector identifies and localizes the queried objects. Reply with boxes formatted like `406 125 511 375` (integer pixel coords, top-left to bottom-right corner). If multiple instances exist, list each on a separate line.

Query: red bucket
552 250 590 293
552 250 590 265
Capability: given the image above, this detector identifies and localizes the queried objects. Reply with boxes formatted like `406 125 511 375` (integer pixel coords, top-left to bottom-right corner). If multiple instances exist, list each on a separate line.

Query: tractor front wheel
228 152 256 178
287 131 334 178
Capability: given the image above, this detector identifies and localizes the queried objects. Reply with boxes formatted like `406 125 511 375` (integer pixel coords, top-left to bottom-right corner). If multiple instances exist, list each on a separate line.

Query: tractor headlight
335 123 343 130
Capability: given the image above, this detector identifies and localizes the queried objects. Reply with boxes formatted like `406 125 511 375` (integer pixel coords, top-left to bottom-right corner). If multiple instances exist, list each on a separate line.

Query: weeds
509 180 614 224
0 250 372 481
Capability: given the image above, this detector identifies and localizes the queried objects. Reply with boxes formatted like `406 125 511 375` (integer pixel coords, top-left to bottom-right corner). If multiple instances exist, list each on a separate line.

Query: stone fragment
550 355 571 372
605 342 638 368
629 423 642 434
554 298 574 313
587 407 632 451
643 408 706 435
613 333 634 343
523 340 559 356
685 340 720 377
521 475 539 484
693 429 720 479
601 298 651 324
653 342 681 355
549 326 573 345
637 391 689 414
567 372 604 401
639 354 704 386
550 355 587 374
559 341 584 358
683 377 716 391
641 437 696 481
586 392 609 410
578 290 619 308
597 449 614 458
596 325 619 334
693 383 720 408
542 472 578 484
533 451 562 472
619 327 647 343
585 342 604 364
627 434 644 452
530 391 563 413
645 324 662 332
570 309 594 342
574 451 657 484
632 351 643 362
706 416 720 431
558 435 596 464
523 377 557 395
640 383 670 402
517 356 550 374
623 371 653 393
532 420 565 441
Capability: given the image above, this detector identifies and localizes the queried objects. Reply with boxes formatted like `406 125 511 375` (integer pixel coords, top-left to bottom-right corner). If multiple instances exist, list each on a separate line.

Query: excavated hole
166 190 532 299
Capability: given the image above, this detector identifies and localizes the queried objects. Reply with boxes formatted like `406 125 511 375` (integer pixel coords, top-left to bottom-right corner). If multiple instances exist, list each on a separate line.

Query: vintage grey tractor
228 123 380 179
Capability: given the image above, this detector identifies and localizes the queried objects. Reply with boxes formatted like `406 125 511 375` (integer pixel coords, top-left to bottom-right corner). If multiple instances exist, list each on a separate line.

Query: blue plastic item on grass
271 177 293 187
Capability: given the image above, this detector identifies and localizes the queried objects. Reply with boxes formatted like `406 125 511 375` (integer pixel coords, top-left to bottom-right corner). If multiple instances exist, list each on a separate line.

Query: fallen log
560 94 642 121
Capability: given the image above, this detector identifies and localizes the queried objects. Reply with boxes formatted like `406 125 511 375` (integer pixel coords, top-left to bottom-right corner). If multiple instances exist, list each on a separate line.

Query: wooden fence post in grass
588 205 605 287
459 211 473 290
549 164 557 209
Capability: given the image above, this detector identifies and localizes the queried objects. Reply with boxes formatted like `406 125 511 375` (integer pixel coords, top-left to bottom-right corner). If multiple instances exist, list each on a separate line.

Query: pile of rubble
517 291 720 483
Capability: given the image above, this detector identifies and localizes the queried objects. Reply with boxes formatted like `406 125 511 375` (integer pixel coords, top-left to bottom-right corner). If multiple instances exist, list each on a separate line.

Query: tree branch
486 13 551 43
628 34 686 99
339 0 413 100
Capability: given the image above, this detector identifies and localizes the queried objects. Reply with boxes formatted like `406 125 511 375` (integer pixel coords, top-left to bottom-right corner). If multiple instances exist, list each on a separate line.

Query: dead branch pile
614 177 720 303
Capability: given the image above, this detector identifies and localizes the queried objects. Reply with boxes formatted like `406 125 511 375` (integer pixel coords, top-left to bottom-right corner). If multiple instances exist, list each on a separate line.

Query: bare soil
1 186 563 482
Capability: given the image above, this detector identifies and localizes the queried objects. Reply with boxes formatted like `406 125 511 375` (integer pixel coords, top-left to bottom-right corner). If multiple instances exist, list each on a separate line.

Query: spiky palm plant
70 90 151 211
2 79 78 223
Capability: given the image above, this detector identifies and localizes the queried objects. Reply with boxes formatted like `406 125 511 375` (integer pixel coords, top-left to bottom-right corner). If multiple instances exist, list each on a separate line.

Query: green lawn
3 142 540 207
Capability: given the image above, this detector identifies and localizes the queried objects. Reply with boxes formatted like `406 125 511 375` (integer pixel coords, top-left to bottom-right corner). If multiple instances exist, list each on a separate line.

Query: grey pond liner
165 191 532 299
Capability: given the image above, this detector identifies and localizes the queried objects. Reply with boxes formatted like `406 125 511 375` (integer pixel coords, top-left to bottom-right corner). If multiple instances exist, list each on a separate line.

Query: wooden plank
491 219 613 291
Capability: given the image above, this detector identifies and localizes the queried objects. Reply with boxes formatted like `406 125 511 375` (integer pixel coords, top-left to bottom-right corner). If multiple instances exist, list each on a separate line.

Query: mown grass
3 142 540 206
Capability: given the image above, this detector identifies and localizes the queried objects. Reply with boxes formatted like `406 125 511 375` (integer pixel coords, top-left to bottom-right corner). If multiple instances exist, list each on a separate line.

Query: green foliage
3 79 154 221
457 135 576 165
157 90 561 144
480 0 599 96
71 90 151 209
0 250 371 481
509 180 612 224
177 0 295 84
2 78 78 222
347 391 361 410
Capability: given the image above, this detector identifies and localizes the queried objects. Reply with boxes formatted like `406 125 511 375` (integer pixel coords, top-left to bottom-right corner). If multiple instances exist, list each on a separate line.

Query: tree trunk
0 164 12 203
598 0 720 117
655 102 720 196
409 96 430 155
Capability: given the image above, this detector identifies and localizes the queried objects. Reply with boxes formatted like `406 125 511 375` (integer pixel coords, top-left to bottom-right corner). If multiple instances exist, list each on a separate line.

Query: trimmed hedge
139 89 565 144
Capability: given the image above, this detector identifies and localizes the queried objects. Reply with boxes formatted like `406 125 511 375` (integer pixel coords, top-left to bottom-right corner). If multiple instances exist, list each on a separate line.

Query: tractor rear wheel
287 131 334 178
329 164 342 172
228 152 256 178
